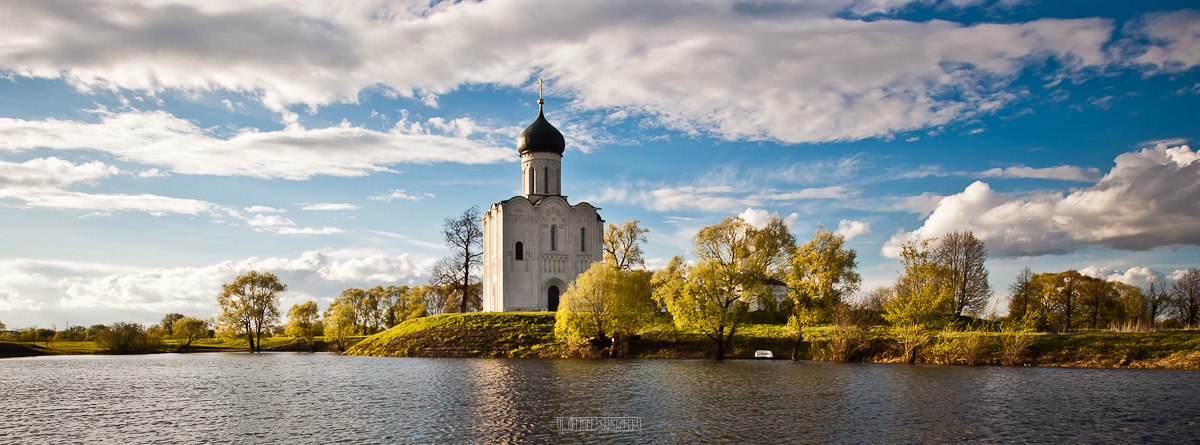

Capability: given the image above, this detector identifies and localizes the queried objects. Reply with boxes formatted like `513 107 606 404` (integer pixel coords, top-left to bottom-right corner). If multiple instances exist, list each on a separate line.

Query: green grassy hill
344 312 559 358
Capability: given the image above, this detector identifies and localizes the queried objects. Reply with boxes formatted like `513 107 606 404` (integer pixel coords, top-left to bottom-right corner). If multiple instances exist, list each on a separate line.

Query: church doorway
547 285 560 311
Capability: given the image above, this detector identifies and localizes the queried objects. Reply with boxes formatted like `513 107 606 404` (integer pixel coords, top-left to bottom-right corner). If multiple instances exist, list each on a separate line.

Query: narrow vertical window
550 226 557 251
580 227 586 252
543 167 549 193
515 241 524 261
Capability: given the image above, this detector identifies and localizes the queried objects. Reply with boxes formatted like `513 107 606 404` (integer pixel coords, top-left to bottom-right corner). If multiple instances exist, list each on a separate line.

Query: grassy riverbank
345 312 1200 369
0 336 366 358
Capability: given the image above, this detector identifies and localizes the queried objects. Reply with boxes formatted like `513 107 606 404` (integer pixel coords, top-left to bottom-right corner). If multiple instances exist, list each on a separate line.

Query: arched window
580 227 586 252
515 241 524 261
550 225 557 251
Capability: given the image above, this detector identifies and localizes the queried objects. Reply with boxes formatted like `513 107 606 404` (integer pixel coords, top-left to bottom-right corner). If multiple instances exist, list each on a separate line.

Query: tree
932 231 991 317
603 219 649 270
337 288 371 334
1007 267 1037 322
95 322 156 354
1045 270 1084 332
160 313 185 336
433 206 483 313
0 321 5 331
1171 267 1200 328
555 263 655 357
883 240 953 364
375 285 425 328
323 299 356 352
1145 275 1170 330
654 216 794 360
217 270 285 352
170 317 208 352
785 228 861 361
285 301 322 352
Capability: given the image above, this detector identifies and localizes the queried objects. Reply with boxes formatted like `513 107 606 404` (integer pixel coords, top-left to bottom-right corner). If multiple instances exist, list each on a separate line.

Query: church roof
517 106 565 155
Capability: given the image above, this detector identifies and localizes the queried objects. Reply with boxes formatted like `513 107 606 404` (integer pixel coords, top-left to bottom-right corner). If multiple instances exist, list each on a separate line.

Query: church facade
481 96 604 312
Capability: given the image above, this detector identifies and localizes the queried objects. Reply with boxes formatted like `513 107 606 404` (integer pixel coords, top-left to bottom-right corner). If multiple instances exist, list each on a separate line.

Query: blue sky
1 0 1198 328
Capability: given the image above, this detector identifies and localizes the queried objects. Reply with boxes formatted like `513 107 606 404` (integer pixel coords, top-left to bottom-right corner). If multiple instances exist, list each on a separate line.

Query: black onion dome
517 107 565 155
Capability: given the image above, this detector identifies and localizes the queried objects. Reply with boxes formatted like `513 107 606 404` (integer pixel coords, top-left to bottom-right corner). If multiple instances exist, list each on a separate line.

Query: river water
1 353 1197 443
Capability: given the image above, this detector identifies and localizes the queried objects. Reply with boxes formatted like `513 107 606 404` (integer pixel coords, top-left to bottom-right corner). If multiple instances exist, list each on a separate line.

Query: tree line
554 213 1200 363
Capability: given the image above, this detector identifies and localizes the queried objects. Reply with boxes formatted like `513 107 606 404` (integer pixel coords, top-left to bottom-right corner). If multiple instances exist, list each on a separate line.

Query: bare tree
1170 267 1200 328
434 206 483 313
1145 275 1169 330
933 231 992 317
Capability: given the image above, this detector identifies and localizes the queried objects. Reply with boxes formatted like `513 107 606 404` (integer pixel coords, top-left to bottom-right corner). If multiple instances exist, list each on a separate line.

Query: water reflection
1 354 1197 444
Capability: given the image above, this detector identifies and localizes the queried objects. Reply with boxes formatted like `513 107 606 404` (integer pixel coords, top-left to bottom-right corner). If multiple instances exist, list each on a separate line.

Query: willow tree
217 270 285 352
555 263 654 357
653 216 793 360
170 317 208 352
786 228 860 361
323 300 356 352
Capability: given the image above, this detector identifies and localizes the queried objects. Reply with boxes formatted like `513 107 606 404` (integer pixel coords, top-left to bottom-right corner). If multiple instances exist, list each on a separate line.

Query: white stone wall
482 195 604 312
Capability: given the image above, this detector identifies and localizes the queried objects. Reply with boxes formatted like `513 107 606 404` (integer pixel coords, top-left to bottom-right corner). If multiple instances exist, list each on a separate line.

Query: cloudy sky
2 0 1198 328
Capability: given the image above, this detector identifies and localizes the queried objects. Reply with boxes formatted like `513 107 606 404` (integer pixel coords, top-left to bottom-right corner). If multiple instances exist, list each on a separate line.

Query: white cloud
0 251 438 325
240 213 343 235
301 203 359 211
1080 266 1162 288
883 143 1200 258
1119 10 1200 73
587 183 849 213
135 168 168 178
369 189 435 202
737 207 800 230
0 1 1121 143
980 165 1101 181
0 156 213 215
0 110 516 180
243 205 284 213
837 219 871 241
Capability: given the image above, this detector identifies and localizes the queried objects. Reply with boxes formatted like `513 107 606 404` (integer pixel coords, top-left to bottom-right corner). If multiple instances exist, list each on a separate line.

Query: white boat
754 350 774 359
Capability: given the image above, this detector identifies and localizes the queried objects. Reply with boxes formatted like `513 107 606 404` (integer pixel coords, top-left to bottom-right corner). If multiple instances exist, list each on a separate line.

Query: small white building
481 96 603 312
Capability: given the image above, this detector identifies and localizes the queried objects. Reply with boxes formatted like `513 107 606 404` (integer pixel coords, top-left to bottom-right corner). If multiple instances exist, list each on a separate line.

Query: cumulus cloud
737 207 800 230
883 143 1200 258
0 0 1126 143
980 165 1101 181
301 203 359 211
1079 266 1162 288
0 251 438 326
837 219 871 241
0 110 515 180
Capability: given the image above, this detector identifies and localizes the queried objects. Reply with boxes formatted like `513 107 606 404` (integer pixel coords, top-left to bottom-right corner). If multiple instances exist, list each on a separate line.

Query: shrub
816 304 875 362
931 328 989 366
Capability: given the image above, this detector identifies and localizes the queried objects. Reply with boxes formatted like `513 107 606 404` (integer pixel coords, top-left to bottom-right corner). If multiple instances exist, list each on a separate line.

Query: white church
480 93 604 312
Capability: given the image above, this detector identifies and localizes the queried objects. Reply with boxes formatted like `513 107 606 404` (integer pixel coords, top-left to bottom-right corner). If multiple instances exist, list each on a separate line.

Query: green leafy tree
1007 267 1037 322
378 285 425 328
654 215 794 360
603 219 649 270
883 240 953 363
786 228 860 360
323 299 356 352
160 313 185 336
217 270 285 352
170 317 208 352
285 301 322 352
555 263 655 357
95 322 156 354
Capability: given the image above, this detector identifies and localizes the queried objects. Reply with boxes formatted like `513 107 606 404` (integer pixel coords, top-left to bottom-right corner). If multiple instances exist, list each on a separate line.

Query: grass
0 336 367 358
345 312 558 358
